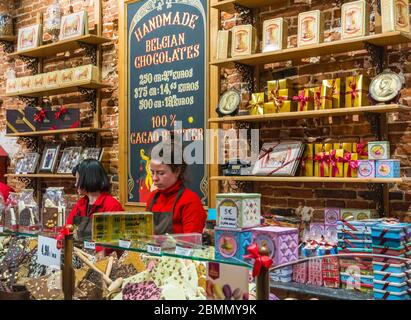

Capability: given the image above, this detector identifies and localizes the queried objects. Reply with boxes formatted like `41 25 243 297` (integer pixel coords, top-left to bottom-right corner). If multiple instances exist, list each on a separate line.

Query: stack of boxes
371 222 411 300
337 219 378 293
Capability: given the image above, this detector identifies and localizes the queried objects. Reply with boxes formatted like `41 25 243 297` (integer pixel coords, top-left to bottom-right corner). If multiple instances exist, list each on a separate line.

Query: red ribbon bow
293 90 310 111
314 152 329 177
34 108 46 123
356 142 368 158
243 243 273 277
55 106 67 119
56 225 72 250
344 153 359 177
332 79 339 96
349 81 359 108
314 90 321 110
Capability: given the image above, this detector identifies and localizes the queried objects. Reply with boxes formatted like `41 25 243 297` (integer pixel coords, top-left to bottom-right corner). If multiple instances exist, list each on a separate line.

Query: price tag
84 241 96 250
118 240 131 249
147 245 161 255
219 205 238 228
0 226 4 233
175 246 193 257
37 235 61 270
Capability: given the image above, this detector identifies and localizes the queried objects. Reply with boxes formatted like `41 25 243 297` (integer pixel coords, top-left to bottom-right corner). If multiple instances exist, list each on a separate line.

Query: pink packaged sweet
322 256 340 288
324 208 340 225
292 262 308 284
307 258 323 286
251 226 299 266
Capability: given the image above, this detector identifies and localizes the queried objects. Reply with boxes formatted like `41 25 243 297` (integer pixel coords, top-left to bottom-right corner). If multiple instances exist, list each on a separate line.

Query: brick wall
219 1 411 222
0 0 119 211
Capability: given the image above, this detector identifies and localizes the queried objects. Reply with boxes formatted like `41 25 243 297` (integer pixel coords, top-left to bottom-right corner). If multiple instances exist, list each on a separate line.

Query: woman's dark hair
151 141 187 181
72 159 110 193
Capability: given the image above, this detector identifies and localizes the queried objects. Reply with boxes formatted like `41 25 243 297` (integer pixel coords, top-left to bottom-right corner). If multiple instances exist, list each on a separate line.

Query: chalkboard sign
124 0 207 205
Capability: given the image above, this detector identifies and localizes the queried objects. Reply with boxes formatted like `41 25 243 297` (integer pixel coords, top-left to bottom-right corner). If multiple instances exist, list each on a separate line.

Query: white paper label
147 245 161 255
175 246 193 257
0 226 3 233
84 241 96 250
37 236 61 270
219 205 238 228
118 240 131 248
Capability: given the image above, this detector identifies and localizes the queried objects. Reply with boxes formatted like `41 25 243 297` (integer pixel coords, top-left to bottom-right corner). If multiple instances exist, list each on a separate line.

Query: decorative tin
297 10 324 47
262 18 288 52
369 70 404 103
381 0 410 33
231 24 257 57
325 208 340 225
214 227 252 264
375 160 401 178
357 160 376 178
368 141 390 160
216 193 261 229
216 29 231 60
341 0 370 39
251 226 299 266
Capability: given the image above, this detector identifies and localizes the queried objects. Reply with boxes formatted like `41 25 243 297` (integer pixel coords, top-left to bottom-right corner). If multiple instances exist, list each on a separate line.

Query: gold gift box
92 212 153 243
322 78 342 109
231 25 257 57
248 92 265 115
293 89 314 111
333 142 352 153
267 79 293 91
381 0 410 33
344 153 358 177
345 75 370 108
264 100 297 113
268 87 295 101
312 86 332 110
341 0 370 39
302 144 314 176
353 142 368 159
314 143 332 177
297 10 324 47
216 30 231 60
330 149 345 177
262 18 288 52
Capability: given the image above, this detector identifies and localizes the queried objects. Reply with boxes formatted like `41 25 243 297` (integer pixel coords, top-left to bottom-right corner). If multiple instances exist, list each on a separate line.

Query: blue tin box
373 288 411 300
372 261 411 274
338 239 373 249
337 220 378 234
373 279 411 293
338 231 372 241
373 270 411 283
375 160 400 178
371 222 411 246
340 273 374 287
215 227 252 264
271 266 293 276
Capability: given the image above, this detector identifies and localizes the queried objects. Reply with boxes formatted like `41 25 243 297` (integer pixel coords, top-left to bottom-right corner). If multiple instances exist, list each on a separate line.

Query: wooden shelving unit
0 35 17 42
209 176 405 184
9 35 111 58
210 32 411 68
209 104 410 123
5 174 75 179
6 127 110 137
211 0 285 14
6 81 110 98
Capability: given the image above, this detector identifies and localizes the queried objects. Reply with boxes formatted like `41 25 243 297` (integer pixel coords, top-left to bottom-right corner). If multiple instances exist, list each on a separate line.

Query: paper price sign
119 240 131 249
0 226 4 233
84 241 96 250
147 245 161 255
219 205 238 228
37 235 61 270
175 246 193 257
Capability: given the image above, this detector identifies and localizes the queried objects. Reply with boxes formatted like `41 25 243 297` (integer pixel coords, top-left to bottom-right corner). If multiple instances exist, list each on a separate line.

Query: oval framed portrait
370 70 404 103
216 89 241 116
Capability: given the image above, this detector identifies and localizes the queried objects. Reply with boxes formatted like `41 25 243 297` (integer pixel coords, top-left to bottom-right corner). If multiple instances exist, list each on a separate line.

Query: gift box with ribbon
293 89 314 112
314 143 332 177
264 100 297 113
312 86 333 110
344 152 359 177
267 79 293 91
322 78 342 108
345 75 370 108
329 149 345 177
24 107 81 131
6 109 36 133
354 142 369 159
302 144 314 176
247 92 265 115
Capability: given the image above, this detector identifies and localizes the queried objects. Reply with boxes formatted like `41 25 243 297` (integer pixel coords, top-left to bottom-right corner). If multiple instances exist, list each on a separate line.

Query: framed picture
59 10 88 41
57 147 83 174
15 153 40 174
38 145 61 173
80 147 104 162
17 24 42 51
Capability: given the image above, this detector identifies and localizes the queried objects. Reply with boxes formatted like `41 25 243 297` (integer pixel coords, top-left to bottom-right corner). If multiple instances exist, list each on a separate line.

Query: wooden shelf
210 176 404 184
5 127 111 137
6 81 110 98
210 32 411 68
5 174 75 179
209 104 411 123
0 35 16 42
211 0 285 13
9 35 111 58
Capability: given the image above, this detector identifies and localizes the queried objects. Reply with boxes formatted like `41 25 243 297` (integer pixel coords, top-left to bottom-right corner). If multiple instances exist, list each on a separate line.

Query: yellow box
345 75 370 108
73 64 100 83
344 153 358 177
267 79 293 91
333 142 352 153
248 92 265 115
312 86 332 110
279 100 298 113
302 144 314 176
314 143 332 177
330 149 345 177
267 87 295 101
293 89 314 111
353 142 368 159
322 78 343 109
263 102 276 114
381 0 410 33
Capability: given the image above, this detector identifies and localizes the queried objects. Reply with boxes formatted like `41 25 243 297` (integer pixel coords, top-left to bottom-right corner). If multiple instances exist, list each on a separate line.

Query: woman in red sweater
146 145 207 235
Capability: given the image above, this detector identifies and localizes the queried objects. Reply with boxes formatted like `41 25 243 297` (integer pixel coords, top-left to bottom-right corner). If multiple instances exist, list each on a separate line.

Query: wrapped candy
247 93 264 115
4 192 20 231
42 187 66 232
17 189 40 233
